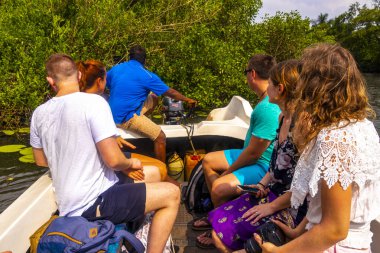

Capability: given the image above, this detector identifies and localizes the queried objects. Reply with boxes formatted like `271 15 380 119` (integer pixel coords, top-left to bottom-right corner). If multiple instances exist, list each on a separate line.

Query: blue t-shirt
243 96 281 165
106 60 170 124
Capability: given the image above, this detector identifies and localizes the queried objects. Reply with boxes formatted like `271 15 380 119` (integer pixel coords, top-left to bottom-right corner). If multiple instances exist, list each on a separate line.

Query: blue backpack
37 216 145 253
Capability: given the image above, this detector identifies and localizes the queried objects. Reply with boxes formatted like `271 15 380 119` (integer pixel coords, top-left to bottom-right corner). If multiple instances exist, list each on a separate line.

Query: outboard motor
162 96 185 125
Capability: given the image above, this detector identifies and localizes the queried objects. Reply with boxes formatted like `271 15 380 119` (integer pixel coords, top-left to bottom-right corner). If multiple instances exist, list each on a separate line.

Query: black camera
244 221 286 253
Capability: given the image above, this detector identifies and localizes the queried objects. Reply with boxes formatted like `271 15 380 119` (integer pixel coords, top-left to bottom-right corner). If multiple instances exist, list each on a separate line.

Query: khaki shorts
119 95 161 141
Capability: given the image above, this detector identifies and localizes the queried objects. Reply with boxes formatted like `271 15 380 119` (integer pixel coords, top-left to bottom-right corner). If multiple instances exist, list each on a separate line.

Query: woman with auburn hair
77 60 107 94
256 44 380 253
198 60 307 251
77 60 167 183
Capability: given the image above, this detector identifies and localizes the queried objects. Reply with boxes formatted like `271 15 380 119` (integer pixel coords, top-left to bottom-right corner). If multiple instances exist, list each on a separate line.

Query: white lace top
290 119 380 249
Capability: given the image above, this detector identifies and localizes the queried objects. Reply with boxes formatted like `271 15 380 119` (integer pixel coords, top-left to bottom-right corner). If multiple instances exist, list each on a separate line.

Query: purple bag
208 193 294 250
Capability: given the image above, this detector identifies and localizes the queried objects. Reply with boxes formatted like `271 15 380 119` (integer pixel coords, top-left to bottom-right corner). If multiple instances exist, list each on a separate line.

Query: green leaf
0 145 27 153
153 114 162 119
2 130 15 135
18 128 30 133
19 154 35 163
20 147 33 155
196 111 209 117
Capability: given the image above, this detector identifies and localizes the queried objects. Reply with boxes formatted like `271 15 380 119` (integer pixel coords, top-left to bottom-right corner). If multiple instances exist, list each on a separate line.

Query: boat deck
172 202 218 253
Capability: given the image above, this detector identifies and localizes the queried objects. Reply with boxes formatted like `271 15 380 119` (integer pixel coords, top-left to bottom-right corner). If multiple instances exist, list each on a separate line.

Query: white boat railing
118 95 252 141
0 173 56 252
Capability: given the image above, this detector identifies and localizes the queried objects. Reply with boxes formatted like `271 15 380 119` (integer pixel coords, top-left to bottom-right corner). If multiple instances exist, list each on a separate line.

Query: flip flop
196 230 216 249
191 216 212 231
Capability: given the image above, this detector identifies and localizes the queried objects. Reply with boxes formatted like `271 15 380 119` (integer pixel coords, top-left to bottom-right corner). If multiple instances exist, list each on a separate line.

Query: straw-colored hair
293 43 375 151
269 59 302 113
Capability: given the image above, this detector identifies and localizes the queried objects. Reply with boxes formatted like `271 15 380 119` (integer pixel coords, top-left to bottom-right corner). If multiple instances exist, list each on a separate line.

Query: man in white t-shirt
30 54 180 253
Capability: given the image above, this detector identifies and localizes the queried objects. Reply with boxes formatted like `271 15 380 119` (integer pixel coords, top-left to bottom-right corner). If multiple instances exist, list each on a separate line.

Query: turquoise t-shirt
243 96 281 165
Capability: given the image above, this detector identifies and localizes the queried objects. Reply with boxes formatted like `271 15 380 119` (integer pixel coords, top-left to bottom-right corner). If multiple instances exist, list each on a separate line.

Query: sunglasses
244 68 253 75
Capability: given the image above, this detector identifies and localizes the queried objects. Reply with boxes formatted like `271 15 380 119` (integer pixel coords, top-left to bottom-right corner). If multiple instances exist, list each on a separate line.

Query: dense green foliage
1 0 335 128
312 1 380 72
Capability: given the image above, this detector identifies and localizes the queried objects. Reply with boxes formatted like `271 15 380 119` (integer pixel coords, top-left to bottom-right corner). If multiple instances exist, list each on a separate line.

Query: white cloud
256 0 374 21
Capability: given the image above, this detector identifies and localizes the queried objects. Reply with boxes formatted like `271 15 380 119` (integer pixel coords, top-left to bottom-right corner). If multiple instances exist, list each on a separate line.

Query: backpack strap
110 230 145 253
29 215 59 253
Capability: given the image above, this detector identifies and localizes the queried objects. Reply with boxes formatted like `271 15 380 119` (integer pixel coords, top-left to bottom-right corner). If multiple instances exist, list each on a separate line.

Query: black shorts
82 175 146 226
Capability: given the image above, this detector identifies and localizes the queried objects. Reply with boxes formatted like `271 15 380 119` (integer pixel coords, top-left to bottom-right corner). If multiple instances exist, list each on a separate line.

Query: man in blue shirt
107 45 196 181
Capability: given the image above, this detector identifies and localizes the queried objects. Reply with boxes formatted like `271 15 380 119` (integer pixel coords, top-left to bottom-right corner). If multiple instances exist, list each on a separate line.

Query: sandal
196 230 215 249
191 216 212 231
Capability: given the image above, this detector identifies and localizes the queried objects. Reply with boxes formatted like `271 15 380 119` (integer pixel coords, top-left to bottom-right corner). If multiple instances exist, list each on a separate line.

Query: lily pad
0 144 27 153
2 130 15 135
7 177 14 181
153 115 162 119
18 128 30 133
20 147 33 155
19 154 35 163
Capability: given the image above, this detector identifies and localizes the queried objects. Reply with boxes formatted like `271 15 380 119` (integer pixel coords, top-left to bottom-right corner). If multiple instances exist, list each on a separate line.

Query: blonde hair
269 59 302 113
293 43 375 151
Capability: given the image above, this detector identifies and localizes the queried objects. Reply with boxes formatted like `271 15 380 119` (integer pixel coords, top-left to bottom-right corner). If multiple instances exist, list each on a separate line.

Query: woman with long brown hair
256 44 380 253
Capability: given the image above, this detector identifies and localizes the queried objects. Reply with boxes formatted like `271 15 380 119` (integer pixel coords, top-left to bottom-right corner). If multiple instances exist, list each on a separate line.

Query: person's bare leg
165 173 181 187
144 182 180 253
132 153 167 181
202 151 229 191
211 173 241 207
212 230 232 253
151 132 181 186
154 131 166 163
121 165 161 183
143 94 158 116
141 165 161 183
192 151 230 228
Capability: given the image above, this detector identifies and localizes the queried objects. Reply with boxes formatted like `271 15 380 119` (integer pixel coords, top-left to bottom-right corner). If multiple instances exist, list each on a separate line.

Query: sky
256 0 374 21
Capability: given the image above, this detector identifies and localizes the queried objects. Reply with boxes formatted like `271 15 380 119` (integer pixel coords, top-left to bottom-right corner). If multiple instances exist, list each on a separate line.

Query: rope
181 122 197 155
